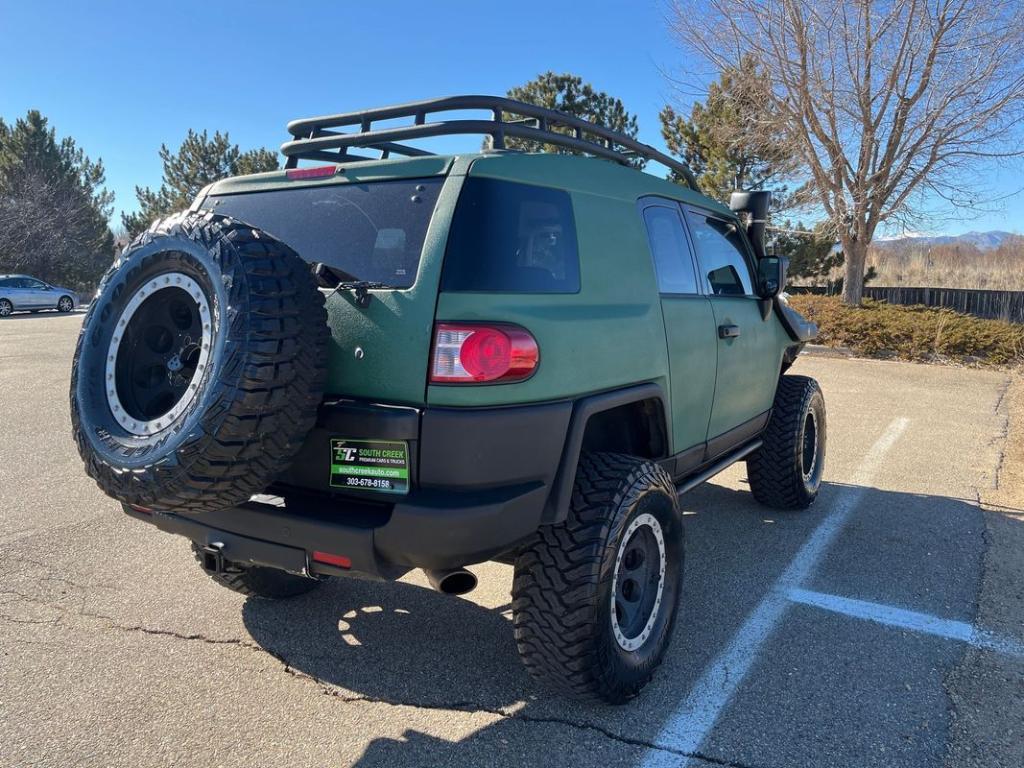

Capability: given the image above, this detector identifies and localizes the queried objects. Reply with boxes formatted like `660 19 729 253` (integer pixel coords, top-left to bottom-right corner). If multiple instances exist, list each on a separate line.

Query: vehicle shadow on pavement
242 574 524 710
240 479 989 768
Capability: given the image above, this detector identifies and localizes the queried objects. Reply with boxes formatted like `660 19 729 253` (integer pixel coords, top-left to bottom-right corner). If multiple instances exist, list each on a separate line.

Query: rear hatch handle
313 262 385 308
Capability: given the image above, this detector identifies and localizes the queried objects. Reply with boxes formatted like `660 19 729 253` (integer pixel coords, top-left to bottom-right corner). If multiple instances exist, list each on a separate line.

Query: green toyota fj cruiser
71 96 823 703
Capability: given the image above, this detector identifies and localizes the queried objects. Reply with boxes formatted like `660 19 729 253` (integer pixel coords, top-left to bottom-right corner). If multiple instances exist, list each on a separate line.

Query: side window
641 205 698 294
24 278 46 289
442 177 580 293
0 278 11 288
684 209 754 296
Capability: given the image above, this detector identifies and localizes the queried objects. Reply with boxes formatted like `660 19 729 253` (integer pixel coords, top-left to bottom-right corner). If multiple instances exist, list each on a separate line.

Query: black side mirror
729 190 772 260
757 256 787 298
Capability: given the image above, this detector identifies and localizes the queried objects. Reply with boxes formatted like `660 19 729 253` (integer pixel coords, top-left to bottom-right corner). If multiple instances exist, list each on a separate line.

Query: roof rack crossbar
281 95 698 188
305 130 436 159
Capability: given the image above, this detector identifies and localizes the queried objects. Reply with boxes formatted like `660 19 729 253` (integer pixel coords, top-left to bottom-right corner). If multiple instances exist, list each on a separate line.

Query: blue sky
1 0 1019 236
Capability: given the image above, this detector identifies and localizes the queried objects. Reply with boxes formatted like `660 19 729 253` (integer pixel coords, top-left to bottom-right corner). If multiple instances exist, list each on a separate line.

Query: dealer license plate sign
329 439 409 495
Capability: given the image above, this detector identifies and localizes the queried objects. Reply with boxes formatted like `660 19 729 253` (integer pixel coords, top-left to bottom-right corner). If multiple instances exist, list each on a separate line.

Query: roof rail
281 95 698 189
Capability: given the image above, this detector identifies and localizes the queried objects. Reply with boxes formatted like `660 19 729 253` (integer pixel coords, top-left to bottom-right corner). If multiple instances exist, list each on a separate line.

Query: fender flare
543 382 669 524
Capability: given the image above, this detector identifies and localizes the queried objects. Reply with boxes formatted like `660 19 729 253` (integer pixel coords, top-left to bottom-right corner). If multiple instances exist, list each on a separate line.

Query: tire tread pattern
511 452 678 702
71 211 329 513
747 374 823 509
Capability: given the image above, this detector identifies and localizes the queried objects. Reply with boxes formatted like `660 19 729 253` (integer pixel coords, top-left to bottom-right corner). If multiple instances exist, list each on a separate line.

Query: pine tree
771 222 841 283
660 57 798 203
0 110 114 289
122 130 279 237
499 72 643 167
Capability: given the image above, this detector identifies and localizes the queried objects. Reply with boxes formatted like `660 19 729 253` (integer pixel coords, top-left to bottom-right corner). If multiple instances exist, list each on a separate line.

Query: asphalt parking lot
2 312 1022 768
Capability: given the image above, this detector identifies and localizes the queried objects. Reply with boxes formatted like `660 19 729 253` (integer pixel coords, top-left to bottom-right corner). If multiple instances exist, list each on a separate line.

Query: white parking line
640 417 910 766
785 587 1024 658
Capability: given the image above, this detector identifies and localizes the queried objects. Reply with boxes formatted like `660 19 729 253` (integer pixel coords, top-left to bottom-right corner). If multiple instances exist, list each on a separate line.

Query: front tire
512 453 684 703
191 543 320 599
747 375 827 509
57 295 74 312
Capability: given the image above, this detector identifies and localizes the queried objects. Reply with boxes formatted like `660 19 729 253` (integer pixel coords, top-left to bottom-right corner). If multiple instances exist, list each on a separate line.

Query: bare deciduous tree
669 0 1024 304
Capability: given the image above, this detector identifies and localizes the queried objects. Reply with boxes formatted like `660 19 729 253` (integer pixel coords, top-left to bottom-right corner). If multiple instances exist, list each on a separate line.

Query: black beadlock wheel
747 375 827 510
511 453 684 703
190 543 321 599
70 210 329 514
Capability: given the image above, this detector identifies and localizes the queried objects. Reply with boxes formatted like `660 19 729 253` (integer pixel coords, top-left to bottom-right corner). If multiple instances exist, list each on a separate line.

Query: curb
800 344 857 359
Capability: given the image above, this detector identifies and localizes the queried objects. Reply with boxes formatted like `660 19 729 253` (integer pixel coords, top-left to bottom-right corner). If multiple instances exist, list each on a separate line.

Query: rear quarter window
442 177 580 293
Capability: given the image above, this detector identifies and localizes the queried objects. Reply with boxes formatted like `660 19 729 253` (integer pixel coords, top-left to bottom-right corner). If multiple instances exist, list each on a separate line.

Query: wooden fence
788 285 1024 324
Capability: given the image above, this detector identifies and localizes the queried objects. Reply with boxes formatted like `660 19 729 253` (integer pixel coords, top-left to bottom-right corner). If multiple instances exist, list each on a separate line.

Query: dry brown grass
788 294 1024 366
794 238 1024 291
867 242 1024 290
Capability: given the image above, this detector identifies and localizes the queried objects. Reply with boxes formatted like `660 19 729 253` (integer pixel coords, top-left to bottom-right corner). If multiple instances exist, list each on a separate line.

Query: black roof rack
281 95 698 189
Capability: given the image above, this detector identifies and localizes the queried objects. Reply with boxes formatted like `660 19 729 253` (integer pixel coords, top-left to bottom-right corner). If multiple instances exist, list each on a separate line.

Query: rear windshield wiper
312 263 392 308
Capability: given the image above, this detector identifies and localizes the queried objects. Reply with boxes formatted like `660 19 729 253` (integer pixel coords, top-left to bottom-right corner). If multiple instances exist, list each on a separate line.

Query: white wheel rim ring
802 410 818 481
610 511 667 652
105 272 212 436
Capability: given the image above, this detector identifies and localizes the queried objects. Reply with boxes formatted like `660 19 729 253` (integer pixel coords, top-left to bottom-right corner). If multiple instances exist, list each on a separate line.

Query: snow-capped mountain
877 231 1018 250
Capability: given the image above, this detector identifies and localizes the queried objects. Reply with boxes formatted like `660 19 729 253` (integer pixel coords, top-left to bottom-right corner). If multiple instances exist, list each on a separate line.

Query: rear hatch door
202 158 458 406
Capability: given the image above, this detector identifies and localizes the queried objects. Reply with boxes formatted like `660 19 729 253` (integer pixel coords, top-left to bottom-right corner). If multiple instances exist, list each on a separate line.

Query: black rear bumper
125 397 573 578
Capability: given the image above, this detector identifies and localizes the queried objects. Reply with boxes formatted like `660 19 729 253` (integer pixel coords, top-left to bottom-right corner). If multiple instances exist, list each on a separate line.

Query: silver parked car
0 274 80 316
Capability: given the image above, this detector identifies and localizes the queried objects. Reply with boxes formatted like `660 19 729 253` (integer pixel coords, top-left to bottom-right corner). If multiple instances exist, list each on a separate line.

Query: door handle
718 324 741 339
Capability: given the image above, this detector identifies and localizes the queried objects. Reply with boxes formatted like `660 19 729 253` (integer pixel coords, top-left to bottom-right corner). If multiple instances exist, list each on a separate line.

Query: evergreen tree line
0 116 278 294
0 112 115 291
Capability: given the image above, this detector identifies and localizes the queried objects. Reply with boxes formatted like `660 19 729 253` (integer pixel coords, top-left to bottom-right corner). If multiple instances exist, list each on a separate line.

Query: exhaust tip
424 567 478 596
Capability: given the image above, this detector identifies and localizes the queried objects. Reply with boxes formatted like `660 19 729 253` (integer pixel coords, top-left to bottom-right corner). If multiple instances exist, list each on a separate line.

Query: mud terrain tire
512 453 684 703
747 375 827 509
71 211 328 514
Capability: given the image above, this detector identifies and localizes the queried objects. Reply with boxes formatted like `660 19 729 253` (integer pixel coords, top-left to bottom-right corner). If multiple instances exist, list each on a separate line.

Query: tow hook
199 541 226 574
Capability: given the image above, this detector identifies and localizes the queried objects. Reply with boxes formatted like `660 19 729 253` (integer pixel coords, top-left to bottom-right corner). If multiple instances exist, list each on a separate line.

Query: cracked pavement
2 313 1022 768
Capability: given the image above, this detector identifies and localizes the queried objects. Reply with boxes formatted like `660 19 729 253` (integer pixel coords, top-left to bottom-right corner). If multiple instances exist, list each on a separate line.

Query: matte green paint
201 150 798 456
705 297 790 438
658 295 719 453
428 184 671 412
318 161 470 404
206 156 453 195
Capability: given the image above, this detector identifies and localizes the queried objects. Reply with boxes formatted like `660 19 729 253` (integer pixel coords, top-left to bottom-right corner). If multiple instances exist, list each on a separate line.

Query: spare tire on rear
71 211 329 514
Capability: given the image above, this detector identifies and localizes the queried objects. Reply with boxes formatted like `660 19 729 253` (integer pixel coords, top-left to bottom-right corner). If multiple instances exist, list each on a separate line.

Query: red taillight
285 165 339 180
431 323 539 384
312 551 352 569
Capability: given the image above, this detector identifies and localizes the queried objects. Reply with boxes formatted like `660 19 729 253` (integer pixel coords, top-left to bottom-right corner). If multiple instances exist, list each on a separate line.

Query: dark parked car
0 274 79 316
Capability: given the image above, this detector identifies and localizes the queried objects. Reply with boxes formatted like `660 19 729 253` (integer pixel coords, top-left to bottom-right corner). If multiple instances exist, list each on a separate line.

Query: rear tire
190 543 320 599
512 453 684 703
747 375 826 509
0 299 11 317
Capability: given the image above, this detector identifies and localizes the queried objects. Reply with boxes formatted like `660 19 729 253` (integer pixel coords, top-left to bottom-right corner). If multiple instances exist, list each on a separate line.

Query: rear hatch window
204 178 443 288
